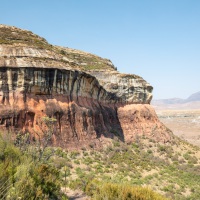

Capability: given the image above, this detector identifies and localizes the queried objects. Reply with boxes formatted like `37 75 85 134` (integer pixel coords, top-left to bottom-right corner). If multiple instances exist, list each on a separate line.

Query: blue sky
1 0 200 99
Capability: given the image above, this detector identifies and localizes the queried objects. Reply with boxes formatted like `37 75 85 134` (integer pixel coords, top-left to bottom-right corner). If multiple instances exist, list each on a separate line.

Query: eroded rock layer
0 25 172 148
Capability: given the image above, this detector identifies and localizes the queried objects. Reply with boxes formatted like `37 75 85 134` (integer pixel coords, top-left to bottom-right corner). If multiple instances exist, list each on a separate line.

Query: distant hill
152 98 183 105
152 91 200 110
185 91 200 102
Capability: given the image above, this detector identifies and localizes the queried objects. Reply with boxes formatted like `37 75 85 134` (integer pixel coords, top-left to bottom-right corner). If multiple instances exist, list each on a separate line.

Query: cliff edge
0 25 172 148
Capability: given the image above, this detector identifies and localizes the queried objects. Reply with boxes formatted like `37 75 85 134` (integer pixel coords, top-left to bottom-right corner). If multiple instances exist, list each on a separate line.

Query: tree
34 116 57 161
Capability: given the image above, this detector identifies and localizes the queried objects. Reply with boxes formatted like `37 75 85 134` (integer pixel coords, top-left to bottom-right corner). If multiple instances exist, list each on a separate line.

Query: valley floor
155 109 200 147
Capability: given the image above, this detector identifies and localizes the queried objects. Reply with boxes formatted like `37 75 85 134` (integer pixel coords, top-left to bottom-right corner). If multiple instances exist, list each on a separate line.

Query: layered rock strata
0 25 172 148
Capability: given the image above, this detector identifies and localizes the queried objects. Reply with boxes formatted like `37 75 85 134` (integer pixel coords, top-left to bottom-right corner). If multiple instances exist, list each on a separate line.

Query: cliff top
0 24 117 72
0 24 147 84
0 24 51 49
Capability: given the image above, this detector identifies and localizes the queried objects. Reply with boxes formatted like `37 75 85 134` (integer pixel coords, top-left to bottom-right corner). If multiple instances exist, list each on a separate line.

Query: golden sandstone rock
0 25 172 148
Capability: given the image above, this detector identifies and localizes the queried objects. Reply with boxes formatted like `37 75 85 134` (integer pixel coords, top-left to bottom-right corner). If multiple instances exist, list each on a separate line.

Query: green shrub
158 145 167 152
0 134 68 200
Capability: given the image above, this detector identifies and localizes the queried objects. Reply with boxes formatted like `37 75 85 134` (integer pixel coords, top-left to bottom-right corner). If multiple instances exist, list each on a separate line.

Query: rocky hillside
0 25 172 148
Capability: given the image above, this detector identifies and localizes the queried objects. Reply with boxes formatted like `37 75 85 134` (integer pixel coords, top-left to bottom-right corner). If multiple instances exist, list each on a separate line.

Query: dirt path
62 188 90 200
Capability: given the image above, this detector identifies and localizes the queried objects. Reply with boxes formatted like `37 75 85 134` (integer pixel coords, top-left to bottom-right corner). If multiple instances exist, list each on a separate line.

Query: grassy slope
1 128 200 199
0 133 169 200
55 137 200 200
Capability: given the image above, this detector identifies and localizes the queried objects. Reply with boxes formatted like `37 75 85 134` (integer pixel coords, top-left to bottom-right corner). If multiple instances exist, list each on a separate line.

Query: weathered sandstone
0 25 172 148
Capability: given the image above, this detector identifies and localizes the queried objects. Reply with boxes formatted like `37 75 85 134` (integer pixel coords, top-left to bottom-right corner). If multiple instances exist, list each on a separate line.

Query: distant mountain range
152 91 200 110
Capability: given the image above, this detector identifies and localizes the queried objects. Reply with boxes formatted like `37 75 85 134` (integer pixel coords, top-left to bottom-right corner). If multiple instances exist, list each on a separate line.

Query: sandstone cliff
0 25 172 148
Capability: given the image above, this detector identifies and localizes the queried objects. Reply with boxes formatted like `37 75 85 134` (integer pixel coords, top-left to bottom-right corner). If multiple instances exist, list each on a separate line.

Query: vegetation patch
0 26 53 50
86 180 168 200
1 122 200 199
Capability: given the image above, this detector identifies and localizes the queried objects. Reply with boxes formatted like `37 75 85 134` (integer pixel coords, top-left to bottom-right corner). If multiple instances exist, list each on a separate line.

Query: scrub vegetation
1 123 200 200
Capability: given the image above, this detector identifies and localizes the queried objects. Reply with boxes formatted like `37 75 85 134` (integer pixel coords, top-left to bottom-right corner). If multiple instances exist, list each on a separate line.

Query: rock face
0 25 172 148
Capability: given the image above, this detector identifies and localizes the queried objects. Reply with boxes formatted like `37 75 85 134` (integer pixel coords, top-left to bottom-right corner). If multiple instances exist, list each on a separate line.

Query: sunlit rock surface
0 25 172 148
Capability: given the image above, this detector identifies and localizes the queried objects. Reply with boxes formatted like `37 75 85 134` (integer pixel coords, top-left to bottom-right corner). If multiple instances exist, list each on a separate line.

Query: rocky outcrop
90 71 153 104
0 25 172 148
118 104 172 143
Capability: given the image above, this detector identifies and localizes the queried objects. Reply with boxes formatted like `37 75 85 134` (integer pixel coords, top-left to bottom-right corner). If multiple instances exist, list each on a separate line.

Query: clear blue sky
1 0 200 99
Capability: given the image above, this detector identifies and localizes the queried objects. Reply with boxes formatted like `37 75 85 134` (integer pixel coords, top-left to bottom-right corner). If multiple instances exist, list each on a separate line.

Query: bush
85 180 169 200
0 134 68 200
